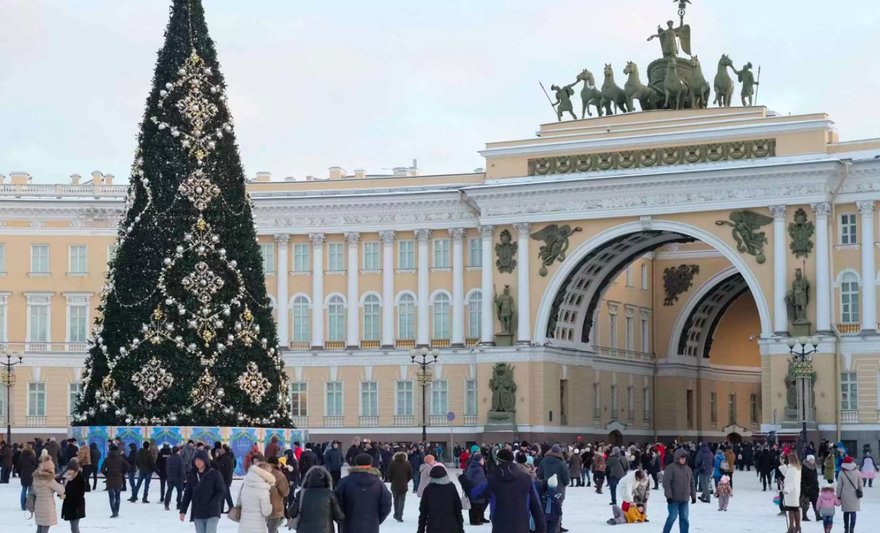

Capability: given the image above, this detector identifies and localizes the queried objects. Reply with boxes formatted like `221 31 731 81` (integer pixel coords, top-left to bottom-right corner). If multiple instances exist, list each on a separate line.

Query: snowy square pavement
2 468 878 532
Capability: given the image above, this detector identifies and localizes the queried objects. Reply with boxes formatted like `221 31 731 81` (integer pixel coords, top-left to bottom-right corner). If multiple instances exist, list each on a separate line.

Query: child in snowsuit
542 474 563 533
715 474 732 511
606 503 647 525
816 483 840 533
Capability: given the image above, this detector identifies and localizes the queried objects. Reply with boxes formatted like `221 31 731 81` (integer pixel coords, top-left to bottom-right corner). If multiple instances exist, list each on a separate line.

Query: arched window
397 293 415 340
840 272 860 323
432 293 451 340
291 295 310 343
362 294 381 341
327 295 345 342
467 291 482 339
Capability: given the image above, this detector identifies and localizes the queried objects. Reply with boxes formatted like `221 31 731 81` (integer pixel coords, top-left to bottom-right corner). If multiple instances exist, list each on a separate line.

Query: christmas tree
74 0 291 427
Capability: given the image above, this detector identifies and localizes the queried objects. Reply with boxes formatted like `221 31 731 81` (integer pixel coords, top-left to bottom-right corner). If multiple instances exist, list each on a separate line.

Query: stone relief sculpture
530 224 583 276
495 229 517 273
663 264 700 306
788 208 815 258
715 210 773 263
488 363 517 423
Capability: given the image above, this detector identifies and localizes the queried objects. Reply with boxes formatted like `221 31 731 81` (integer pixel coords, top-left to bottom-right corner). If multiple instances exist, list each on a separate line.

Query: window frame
260 243 276 273
327 295 346 342
292 243 310 273
362 241 380 271
432 292 451 339
430 379 449 416
398 240 415 270
839 213 858 245
28 382 46 417
397 293 416 340
360 381 379 417
841 372 858 410
290 381 308 417
291 295 311 343
68 244 88 274
325 381 344 417
362 294 381 341
30 244 50 274
327 242 345 272
395 380 414 417
467 237 482 267
432 238 450 268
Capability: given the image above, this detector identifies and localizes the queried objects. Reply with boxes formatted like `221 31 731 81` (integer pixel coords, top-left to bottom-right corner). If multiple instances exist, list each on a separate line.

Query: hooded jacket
387 451 413 494
288 467 345 533
334 465 392 533
323 445 344 473
61 469 89 521
237 465 275 533
836 461 862 512
471 461 546 533
100 449 130 490
17 448 38 486
694 443 714 475
536 450 570 498
179 450 226 520
662 449 696 503
418 471 464 533
464 455 488 505
165 452 186 484
33 465 65 526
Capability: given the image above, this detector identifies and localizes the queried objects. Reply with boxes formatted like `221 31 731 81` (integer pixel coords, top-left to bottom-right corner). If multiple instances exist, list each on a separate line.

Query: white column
274 234 290 348
858 201 877 334
380 231 395 348
812 202 832 333
480 225 494 345
309 233 325 348
514 222 531 344
345 232 360 348
416 229 431 346
770 205 788 334
450 228 465 346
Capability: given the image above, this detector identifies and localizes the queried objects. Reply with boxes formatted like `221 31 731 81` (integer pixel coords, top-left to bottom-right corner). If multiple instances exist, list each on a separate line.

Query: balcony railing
431 339 450 348
837 323 861 335
360 340 380 349
288 341 310 350
0 342 91 353
393 415 415 427
26 416 47 427
841 410 859 423
465 338 480 347
395 339 416 349
359 416 379 427
323 416 343 427
595 345 653 362
324 341 345 350
428 415 449 427
463 415 478 426
290 416 309 428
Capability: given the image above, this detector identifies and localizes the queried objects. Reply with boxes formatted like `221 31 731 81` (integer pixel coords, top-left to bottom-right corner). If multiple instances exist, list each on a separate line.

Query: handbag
844 472 863 499
287 488 306 530
227 485 244 523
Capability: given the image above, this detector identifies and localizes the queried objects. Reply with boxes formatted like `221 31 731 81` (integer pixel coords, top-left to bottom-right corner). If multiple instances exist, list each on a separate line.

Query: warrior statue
785 268 810 324
489 363 517 413
733 62 759 106
551 82 578 121
494 285 516 334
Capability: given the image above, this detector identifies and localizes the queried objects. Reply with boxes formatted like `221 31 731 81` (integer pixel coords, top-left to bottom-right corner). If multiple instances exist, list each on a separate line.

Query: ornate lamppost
0 350 24 445
409 347 439 443
785 336 819 458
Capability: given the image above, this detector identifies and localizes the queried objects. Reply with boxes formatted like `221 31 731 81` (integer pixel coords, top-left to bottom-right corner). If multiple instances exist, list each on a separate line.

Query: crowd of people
1 435 877 533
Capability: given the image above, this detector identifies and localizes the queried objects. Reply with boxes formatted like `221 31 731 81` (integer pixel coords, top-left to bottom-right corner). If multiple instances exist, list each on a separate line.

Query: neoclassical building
1 107 879 454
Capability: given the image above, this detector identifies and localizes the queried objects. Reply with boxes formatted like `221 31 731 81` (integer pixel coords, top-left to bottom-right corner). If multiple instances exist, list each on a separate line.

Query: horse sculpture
577 69 606 118
601 64 629 114
623 61 656 112
687 55 711 109
713 53 735 107
663 57 688 110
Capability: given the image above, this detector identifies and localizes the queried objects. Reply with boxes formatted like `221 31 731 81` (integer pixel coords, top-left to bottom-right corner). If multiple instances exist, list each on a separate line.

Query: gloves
667 498 672 504
691 497 696 504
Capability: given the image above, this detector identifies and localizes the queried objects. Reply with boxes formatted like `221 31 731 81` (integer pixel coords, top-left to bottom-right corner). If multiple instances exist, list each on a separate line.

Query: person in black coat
323 441 344 489
299 446 318 481
287 465 345 533
334 453 392 533
126 443 138 494
418 465 464 533
163 446 187 511
178 450 226 529
214 447 235 513
0 441 12 483
88 443 101 490
17 446 39 511
283 449 301 507
157 443 172 503
131 441 157 503
100 445 130 518
471 448 546 533
62 459 89 531
800 454 820 521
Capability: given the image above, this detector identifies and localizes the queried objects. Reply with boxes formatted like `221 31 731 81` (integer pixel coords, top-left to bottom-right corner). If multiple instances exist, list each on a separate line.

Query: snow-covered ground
2 468 879 532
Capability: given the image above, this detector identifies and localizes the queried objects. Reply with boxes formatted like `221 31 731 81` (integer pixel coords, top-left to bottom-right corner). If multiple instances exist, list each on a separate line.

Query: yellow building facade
1 107 879 452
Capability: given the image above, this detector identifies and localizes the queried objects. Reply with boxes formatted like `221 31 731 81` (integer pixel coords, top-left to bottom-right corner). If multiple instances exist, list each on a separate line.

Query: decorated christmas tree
74 0 290 427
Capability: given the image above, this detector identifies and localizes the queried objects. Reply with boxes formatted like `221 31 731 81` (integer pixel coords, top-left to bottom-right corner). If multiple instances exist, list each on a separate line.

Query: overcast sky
1 0 878 183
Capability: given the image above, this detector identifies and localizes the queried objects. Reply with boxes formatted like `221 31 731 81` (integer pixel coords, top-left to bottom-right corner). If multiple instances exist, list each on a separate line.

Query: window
625 316 633 351
31 244 49 274
68 382 82 417
750 393 759 423
431 379 448 415
360 381 378 416
395 380 413 416
465 379 477 416
293 243 310 272
592 383 601 418
260 243 275 273
290 382 308 417
0 243 5 272
560 379 569 425
728 392 737 423
362 241 380 270
432 293 450 339
710 392 717 423
291 296 310 343
626 385 634 419
327 243 344 271
68 302 88 343
362 294 381 341
468 238 482 267
640 315 650 353
467 291 482 338
841 372 858 410
643 386 650 421
610 384 618 416
397 294 415 340
840 272 860 323
69 245 87 274
325 381 343 416
0 296 7 342
640 263 649 290
625 266 633 287
398 240 415 269
609 313 618 348
327 295 345 342
28 296 50 343
28 382 46 417
686 389 694 429
840 213 857 244
433 239 450 268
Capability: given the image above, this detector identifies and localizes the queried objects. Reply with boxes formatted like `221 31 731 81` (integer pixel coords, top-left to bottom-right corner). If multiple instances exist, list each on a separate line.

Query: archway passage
608 430 623 446
546 230 694 343
727 432 743 444
677 272 749 358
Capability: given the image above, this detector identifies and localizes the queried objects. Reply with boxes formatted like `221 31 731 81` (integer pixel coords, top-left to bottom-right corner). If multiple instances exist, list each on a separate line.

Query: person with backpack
32 456 66 533
61 458 89 533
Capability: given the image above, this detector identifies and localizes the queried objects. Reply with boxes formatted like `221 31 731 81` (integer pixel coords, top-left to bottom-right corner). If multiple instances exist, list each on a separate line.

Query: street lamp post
786 336 819 458
410 347 439 444
0 350 24 445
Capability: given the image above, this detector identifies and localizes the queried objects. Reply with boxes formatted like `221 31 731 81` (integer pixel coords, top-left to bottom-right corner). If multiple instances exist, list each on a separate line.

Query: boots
802 510 810 522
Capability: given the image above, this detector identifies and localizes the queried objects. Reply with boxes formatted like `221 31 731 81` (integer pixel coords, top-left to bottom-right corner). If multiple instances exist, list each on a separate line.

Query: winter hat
548 474 558 488
471 445 480 454
550 445 562 454
66 458 80 472
806 454 815 463
497 448 514 462
612 446 621 455
430 465 447 479
720 475 730 484
843 456 854 464
355 453 373 466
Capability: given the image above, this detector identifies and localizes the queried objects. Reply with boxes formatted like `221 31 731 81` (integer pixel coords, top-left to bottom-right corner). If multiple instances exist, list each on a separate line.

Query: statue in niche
715 210 773 263
489 363 517 413
788 208 815 258
495 229 518 273
494 285 516 334
663 264 700 306
531 224 583 276
785 268 810 324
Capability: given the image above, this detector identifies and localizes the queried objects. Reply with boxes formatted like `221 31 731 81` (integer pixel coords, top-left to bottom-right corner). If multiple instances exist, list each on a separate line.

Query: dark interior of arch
676 272 749 358
544 230 695 341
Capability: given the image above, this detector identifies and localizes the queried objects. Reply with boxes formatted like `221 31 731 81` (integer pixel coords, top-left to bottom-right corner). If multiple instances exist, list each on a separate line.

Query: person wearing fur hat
417 464 464 533
470 448 546 533
387 450 413 522
714 475 732 511
33 456 65 533
61 458 89 533
836 456 862 533
334 453 392 533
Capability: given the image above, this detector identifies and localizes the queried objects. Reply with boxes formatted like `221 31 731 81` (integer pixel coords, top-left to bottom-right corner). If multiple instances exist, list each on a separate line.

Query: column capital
345 231 360 246
415 228 432 243
811 201 832 219
857 200 875 216
379 230 396 245
309 233 325 248
479 225 494 239
769 205 788 219
513 222 531 236
448 228 465 241
273 233 290 246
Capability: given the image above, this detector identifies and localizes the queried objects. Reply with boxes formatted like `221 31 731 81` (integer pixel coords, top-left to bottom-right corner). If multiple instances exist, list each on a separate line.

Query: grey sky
1 0 878 183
